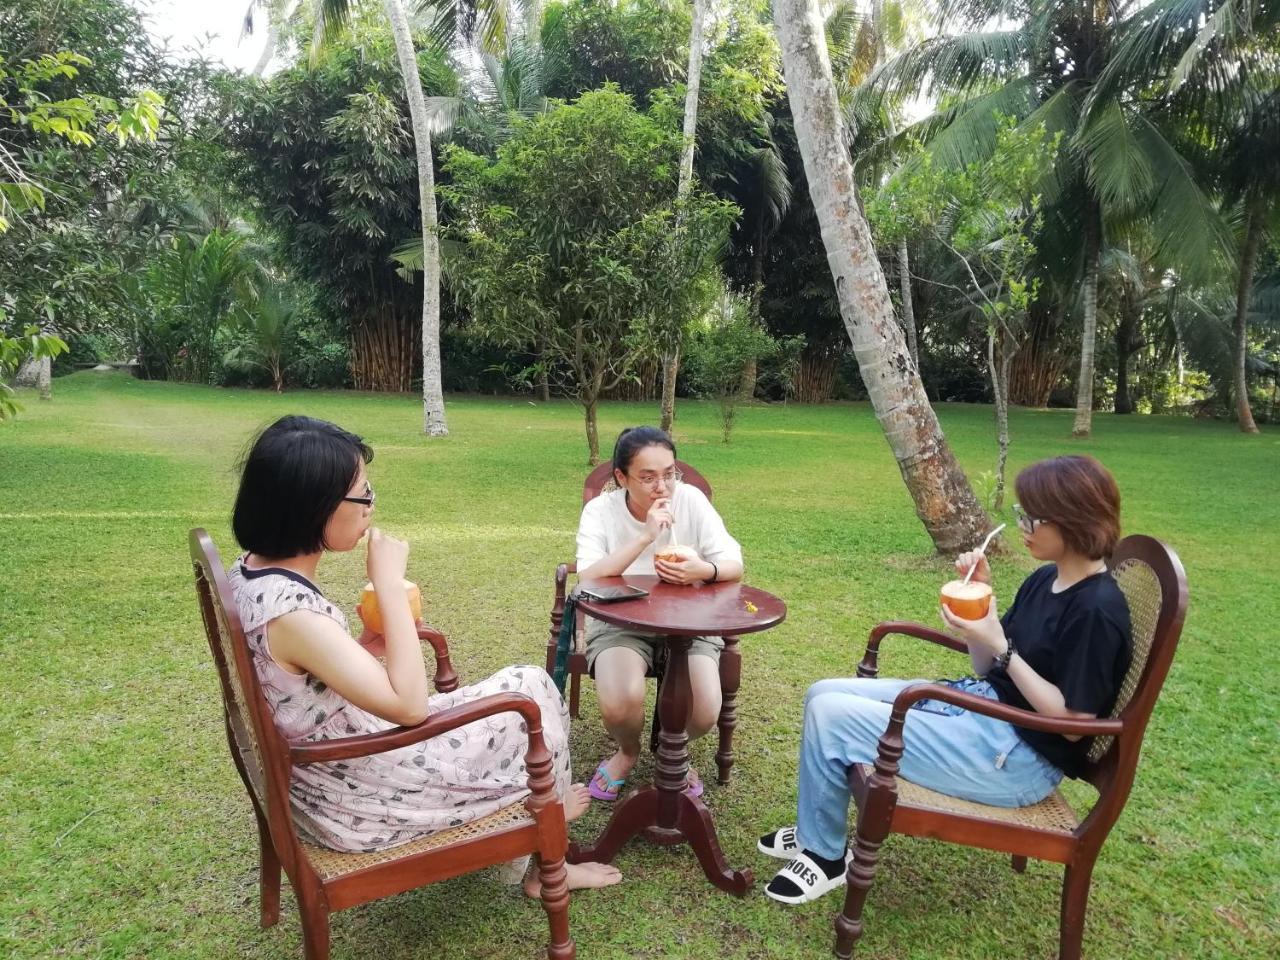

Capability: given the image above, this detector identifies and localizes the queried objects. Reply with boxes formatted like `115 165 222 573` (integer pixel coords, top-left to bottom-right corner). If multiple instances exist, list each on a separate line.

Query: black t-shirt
987 565 1132 779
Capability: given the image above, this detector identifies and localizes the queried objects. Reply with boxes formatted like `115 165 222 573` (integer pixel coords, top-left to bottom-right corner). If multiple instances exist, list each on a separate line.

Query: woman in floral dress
227 415 620 895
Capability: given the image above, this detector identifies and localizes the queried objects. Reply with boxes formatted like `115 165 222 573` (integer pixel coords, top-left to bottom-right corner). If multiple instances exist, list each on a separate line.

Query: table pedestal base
568 786 753 896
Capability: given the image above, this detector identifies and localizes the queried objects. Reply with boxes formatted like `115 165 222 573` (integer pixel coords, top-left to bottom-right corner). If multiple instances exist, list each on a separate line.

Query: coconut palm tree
773 0 991 554
872 0 1234 437
659 0 710 434
316 0 450 435
1096 0 1280 431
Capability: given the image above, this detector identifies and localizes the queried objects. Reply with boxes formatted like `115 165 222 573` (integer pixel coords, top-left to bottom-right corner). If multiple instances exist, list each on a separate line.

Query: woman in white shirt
575 426 744 801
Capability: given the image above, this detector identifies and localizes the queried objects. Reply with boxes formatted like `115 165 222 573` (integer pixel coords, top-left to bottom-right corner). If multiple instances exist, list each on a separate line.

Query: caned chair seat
857 764 1079 834
300 802 535 881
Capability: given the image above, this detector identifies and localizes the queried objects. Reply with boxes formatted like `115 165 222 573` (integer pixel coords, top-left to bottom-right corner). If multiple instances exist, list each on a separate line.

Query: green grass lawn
3 371 1277 960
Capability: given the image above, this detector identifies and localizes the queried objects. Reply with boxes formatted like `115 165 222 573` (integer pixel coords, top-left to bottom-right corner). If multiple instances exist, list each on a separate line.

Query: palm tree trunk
36 354 51 400
1114 304 1135 414
1233 195 1263 434
898 238 918 369
987 331 1009 512
384 0 448 436
659 0 707 435
251 2 283 77
1072 200 1101 437
774 0 990 554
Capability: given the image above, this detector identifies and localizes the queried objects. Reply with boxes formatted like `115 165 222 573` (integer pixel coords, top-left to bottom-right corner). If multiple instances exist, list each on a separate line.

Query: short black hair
232 415 373 558
612 426 676 475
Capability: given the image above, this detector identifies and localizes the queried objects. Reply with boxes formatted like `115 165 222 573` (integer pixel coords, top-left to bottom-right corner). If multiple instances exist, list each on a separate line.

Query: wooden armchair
834 534 1188 960
190 529 576 960
545 459 744 784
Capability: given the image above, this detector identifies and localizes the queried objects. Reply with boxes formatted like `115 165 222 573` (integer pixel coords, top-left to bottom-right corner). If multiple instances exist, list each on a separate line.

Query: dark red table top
575 575 786 638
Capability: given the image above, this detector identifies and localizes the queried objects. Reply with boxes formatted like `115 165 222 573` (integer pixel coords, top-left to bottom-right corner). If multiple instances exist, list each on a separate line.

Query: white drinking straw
962 523 1007 585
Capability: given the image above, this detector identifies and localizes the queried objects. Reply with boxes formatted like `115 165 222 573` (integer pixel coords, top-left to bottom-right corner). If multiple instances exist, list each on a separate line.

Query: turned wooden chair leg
1058 855 1097 960
296 877 331 960
568 671 581 720
835 762 899 960
833 821 892 959
254 806 281 928
536 853 576 960
1011 854 1028 874
715 635 742 785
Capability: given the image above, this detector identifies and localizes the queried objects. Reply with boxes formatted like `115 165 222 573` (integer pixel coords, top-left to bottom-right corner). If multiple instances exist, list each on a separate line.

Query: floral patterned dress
228 557 572 854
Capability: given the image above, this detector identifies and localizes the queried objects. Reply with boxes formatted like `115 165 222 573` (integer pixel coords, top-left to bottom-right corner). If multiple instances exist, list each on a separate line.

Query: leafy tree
683 288 777 442
1 326 66 419
227 19 456 391
871 119 1059 509
874 0 1234 437
540 0 689 106
440 86 735 463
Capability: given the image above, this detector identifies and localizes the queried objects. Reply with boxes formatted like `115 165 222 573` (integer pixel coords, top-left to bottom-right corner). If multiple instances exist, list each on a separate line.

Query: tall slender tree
318 0 448 435
773 0 990 554
659 0 708 434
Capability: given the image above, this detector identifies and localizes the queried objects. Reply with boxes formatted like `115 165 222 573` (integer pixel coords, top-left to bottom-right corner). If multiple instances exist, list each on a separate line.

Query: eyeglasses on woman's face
628 469 678 490
1012 502 1043 535
343 480 375 508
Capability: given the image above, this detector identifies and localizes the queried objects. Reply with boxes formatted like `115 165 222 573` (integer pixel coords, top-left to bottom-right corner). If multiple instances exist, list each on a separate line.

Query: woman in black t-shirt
760 455 1133 905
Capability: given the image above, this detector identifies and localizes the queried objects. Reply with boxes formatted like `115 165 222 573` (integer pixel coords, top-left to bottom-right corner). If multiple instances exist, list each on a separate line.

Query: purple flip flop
588 762 626 801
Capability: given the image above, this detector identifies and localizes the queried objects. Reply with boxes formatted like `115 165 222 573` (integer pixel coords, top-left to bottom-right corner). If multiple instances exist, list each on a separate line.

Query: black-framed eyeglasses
343 482 375 508
1012 502 1041 535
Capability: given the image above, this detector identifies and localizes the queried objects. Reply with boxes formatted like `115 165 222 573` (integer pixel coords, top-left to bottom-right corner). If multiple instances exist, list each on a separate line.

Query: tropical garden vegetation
3 1 1277 956
4 0 1273 532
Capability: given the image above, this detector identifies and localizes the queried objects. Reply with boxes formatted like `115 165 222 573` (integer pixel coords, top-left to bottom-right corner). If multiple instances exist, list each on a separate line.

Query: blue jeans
795 677 1064 861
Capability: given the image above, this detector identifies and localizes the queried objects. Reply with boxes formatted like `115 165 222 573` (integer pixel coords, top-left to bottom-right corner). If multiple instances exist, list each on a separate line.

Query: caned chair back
1086 535 1188 769
190 529 298 862
582 459 712 505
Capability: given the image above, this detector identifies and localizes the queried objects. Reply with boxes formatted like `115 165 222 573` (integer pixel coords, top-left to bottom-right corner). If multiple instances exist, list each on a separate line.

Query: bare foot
563 783 591 823
686 766 702 791
523 861 623 897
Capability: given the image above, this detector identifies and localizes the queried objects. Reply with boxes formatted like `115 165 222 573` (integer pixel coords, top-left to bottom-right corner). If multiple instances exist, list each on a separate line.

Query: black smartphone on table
578 585 649 603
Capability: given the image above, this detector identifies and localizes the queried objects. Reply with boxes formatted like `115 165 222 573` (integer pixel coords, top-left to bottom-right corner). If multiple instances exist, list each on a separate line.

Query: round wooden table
569 575 786 896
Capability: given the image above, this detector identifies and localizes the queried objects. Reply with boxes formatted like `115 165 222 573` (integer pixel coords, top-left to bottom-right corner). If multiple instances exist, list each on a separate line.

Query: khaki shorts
584 617 724 676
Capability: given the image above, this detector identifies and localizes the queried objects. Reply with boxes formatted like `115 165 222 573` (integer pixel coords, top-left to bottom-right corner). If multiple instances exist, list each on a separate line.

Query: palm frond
755 133 793 231
1132 113 1234 278
882 76 1037 177
312 0 354 58
1076 101 1154 213
869 27 1030 103
1169 0 1249 92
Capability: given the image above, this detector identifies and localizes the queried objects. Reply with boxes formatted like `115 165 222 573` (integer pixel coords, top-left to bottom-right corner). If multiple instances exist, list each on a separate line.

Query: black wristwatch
992 636 1014 672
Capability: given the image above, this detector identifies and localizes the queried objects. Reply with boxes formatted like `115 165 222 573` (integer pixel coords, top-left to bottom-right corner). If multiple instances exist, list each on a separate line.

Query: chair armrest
854 684 1124 819
857 621 967 678
554 562 577 601
290 692 543 765
417 623 459 693
888 682 1124 738
356 616 459 694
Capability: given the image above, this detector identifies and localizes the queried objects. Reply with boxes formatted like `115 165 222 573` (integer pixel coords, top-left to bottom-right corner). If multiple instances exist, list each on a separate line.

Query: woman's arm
940 602 1097 739
268 527 428 727
577 496 672 579
268 608 429 726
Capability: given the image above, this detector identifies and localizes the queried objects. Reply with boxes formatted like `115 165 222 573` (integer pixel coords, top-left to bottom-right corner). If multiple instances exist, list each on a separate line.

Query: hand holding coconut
358 528 420 636
941 524 1010 659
